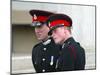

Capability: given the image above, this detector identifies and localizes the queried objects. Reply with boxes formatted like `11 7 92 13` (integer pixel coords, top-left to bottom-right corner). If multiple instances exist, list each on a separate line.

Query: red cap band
49 20 70 27
32 16 48 22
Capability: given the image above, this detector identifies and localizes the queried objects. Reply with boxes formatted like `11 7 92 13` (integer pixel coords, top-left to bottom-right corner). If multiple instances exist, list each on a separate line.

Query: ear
61 27 66 36
63 26 67 33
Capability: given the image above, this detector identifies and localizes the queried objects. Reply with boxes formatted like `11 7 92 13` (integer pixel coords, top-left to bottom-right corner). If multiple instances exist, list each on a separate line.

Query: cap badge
34 14 37 20
48 22 51 27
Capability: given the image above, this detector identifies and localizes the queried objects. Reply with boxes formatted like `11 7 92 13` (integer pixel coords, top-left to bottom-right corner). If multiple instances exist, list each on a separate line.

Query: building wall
12 25 38 54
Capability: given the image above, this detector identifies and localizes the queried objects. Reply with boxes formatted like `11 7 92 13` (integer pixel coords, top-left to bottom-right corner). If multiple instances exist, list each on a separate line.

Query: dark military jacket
56 37 85 71
32 37 60 73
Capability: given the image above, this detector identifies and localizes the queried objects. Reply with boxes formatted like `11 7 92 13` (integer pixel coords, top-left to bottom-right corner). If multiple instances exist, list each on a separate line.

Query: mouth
53 37 57 40
37 33 42 36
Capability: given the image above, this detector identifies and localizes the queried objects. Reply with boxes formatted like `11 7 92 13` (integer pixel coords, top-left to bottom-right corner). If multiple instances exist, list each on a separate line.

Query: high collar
64 37 75 44
42 37 52 45
62 37 75 49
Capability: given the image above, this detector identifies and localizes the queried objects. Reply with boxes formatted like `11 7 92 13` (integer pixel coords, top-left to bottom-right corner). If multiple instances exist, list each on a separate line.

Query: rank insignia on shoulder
33 14 37 20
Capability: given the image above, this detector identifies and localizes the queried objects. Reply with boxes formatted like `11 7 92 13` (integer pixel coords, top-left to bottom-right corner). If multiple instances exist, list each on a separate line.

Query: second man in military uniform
46 13 86 71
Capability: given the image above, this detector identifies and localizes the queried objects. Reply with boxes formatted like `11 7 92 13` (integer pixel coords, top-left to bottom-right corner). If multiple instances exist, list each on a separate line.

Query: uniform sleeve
32 44 41 73
32 43 39 66
75 47 86 70
32 46 39 72
57 47 75 71
32 47 36 68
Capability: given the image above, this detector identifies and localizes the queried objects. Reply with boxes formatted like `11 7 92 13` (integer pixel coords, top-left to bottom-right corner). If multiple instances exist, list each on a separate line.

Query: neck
42 36 49 42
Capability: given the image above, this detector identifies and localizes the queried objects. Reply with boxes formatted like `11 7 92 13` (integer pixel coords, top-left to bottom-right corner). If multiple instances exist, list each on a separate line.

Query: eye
53 29 57 33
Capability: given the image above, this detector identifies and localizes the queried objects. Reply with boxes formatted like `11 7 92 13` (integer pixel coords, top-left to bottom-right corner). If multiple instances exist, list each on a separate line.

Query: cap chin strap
48 24 64 35
31 21 44 27
51 24 65 32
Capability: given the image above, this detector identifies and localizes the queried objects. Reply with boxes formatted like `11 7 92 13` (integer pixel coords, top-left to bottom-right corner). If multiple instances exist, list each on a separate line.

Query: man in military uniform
46 14 86 71
29 10 60 73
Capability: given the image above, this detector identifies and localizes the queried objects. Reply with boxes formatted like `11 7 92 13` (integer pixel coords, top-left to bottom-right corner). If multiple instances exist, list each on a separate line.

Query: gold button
42 69 45 72
42 58 45 61
43 48 46 51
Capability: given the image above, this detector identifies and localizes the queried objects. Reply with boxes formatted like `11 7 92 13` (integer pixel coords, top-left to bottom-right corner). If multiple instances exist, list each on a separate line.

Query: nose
35 28 41 33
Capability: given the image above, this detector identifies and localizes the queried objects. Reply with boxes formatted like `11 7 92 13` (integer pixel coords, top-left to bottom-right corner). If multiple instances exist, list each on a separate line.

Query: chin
54 40 61 44
37 37 42 41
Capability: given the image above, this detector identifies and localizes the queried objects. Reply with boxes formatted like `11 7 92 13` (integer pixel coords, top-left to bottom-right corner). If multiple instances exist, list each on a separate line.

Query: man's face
34 24 50 41
51 27 66 44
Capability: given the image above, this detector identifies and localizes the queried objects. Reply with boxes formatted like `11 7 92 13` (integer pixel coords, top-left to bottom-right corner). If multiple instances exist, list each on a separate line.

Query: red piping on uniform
68 45 76 61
